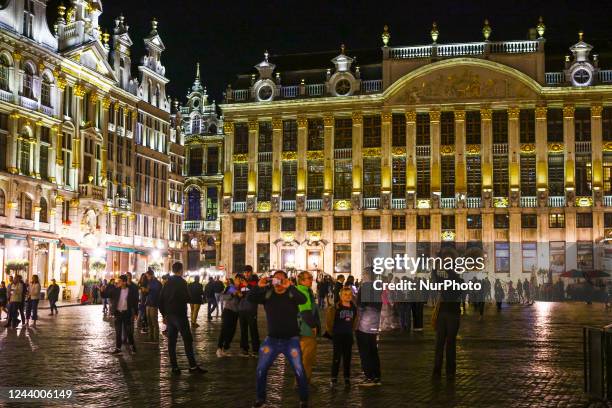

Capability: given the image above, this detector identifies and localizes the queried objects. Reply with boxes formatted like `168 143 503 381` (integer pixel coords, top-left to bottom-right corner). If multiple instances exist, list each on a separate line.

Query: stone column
535 106 548 200
481 108 493 202
429 110 441 195
508 107 521 205
33 120 41 177
295 215 306 270
537 207 550 271
222 121 234 212
269 217 280 269
454 109 466 196
508 209 522 280
351 211 363 279
101 97 111 186
56 124 63 185
322 214 333 276
7 112 19 174
563 105 576 203
481 208 495 273
220 215 232 272
245 215 257 268
323 114 334 210
381 111 392 209
351 112 363 208
296 117 308 211
406 111 416 204
591 104 603 205
74 84 85 185
48 125 58 183
271 118 282 211
564 207 577 271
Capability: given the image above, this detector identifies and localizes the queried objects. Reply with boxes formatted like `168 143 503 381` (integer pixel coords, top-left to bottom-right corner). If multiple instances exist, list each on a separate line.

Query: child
325 287 358 387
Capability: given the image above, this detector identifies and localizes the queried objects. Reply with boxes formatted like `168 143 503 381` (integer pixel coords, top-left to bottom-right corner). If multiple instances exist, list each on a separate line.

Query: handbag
431 298 440 331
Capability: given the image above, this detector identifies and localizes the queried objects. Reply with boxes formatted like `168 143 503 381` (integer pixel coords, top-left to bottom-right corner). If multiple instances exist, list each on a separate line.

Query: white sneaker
216 348 225 358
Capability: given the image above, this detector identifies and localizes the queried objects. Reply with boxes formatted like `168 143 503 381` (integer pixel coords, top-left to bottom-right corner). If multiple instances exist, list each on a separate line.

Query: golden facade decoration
334 200 352 210
493 197 509 208
392 147 407 156
428 110 440 122
548 142 564 153
535 106 547 119
248 120 258 131
563 105 575 118
480 108 492 120
362 148 382 157
282 151 298 161
297 117 308 128
440 145 455 155
272 118 283 130
454 110 465 120
405 110 417 122
351 111 363 124
223 121 235 133
257 201 272 212
232 153 248 163
507 107 520 119
520 143 536 154
576 197 593 207
323 114 334 127
591 104 603 117
465 144 481 155
381 112 393 122
603 142 612 152
306 150 324 160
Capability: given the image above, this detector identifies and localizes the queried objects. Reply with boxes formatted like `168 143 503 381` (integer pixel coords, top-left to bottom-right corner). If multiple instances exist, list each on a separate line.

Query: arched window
18 193 32 220
0 189 5 216
39 197 48 223
187 189 201 220
0 55 9 91
22 64 34 99
191 115 201 134
41 75 51 107
19 137 30 175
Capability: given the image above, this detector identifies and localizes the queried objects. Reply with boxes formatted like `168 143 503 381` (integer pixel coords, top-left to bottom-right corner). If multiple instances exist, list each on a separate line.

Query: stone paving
0 301 610 408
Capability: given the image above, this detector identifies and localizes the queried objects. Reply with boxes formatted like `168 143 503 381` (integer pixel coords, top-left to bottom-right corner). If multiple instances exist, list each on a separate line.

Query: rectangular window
233 163 248 202
392 157 406 197
492 110 508 143
282 120 297 151
442 214 455 230
257 217 270 232
206 146 218 175
605 153 612 195
233 218 246 232
307 119 324 150
363 115 381 148
258 122 272 152
392 114 405 147
575 153 592 196
40 145 48 180
603 107 612 141
206 187 218 221
416 113 430 145
519 110 535 143
282 161 297 200
465 111 481 144
392 215 406 230
257 243 270 274
547 108 563 142
189 147 203 176
234 123 249 154
417 215 430 230
363 216 381 230
466 156 481 197
550 241 565 274
334 244 352 274
520 155 536 196
494 214 509 229
334 118 352 149
575 108 591 142
307 160 324 199
576 213 593 228
363 158 381 198
334 160 352 199
334 216 351 230
495 242 510 273
577 241 594 271
441 156 455 198
233 244 246 274
522 242 537 273
306 217 323 231
281 217 296 231
605 213 612 228
467 214 482 229
521 214 537 228
440 111 455 145
549 213 565 228
257 162 272 201
548 155 565 196
416 155 430 199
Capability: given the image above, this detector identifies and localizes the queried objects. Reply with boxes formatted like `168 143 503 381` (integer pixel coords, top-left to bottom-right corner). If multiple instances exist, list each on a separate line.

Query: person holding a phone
248 270 309 408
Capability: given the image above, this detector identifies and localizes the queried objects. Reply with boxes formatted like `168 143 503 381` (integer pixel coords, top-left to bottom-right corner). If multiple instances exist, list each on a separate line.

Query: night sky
45 0 612 106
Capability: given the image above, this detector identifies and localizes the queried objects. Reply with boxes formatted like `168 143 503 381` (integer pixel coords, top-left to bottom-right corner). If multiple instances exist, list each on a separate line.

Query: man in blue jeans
159 262 207 375
248 270 308 408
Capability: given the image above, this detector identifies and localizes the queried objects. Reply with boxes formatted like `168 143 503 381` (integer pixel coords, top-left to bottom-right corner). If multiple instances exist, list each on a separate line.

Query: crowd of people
0 274 59 328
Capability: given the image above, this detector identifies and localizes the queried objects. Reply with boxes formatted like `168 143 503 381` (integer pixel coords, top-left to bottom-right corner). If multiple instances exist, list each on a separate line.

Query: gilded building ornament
306 150 324 160
248 120 258 131
591 104 603 118
74 84 86 98
548 142 564 153
101 97 111 110
323 114 334 127
351 112 363 124
520 143 536 154
465 144 481 155
362 148 382 157
38 62 46 72
282 151 298 161
69 198 80 208
507 107 520 119
232 153 248 163
563 105 575 118
297 117 308 128
7 167 18 175
381 112 393 122
405 111 417 122
392 147 407 156
416 199 431 209
308 231 322 241
334 199 352 210
535 106 547 119
89 93 99 103
440 145 455 155
55 76 67 91
428 110 441 122
493 197 509 208
9 112 20 119
257 201 272 212
12 51 22 62
7 201 17 209
282 232 295 242
454 110 465 121
272 118 283 130
223 121 235 133
480 108 492 120
603 142 612 152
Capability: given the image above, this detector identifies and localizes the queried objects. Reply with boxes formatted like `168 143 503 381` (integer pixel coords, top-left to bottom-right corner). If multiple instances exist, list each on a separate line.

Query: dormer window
335 79 351 96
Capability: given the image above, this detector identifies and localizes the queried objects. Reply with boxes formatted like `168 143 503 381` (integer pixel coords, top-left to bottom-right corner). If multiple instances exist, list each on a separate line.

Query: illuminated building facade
0 0 182 298
220 20 612 281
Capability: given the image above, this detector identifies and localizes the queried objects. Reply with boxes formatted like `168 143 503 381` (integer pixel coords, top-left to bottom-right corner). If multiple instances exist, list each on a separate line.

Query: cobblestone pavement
0 301 610 408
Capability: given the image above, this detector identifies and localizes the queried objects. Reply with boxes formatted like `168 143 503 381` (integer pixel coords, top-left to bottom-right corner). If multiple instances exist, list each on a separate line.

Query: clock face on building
257 85 273 101
335 79 351 96
192 98 200 108
572 68 592 86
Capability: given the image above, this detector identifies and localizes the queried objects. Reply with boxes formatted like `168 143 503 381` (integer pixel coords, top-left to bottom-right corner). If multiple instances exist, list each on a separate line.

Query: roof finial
152 17 158 31
536 16 545 38
482 19 492 41
264 50 269 62
196 62 200 80
382 25 390 47
341 43 345 54
578 30 584 41
431 22 439 43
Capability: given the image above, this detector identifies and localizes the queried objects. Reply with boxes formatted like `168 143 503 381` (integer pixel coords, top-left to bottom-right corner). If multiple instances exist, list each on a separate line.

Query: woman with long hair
26 275 41 327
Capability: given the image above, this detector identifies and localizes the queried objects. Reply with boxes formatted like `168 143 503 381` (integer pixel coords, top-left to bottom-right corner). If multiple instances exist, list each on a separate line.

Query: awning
59 238 81 250
107 245 146 255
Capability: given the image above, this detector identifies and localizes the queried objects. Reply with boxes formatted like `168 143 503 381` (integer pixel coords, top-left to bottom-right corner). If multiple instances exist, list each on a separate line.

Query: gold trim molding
232 153 248 163
563 105 575 118
362 148 382 157
548 142 564 153
480 108 492 121
520 143 536 154
306 150 324 160
223 121 234 133
334 199 352 210
272 118 283 130
535 106 547 119
257 201 271 212
507 107 520 119
351 111 363 124
591 105 603 118
465 144 481 155
441 145 455 155
297 117 308 128
392 147 406 156
282 151 297 161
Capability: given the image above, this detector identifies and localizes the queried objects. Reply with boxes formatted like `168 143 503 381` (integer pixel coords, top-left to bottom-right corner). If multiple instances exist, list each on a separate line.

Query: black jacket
47 284 59 302
188 282 204 304
110 284 139 317
159 275 191 318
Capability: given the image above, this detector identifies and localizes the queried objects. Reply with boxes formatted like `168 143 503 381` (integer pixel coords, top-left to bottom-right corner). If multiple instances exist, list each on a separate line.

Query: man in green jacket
296 270 321 382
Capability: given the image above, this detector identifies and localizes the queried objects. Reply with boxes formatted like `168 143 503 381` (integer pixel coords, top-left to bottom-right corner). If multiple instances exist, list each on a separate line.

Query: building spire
191 62 203 92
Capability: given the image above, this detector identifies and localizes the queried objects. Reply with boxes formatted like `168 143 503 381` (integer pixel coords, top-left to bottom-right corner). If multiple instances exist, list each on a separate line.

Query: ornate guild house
0 0 183 299
220 20 612 281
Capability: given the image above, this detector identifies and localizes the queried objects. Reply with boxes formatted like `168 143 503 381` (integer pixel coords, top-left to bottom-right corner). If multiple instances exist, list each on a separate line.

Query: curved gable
384 58 543 105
